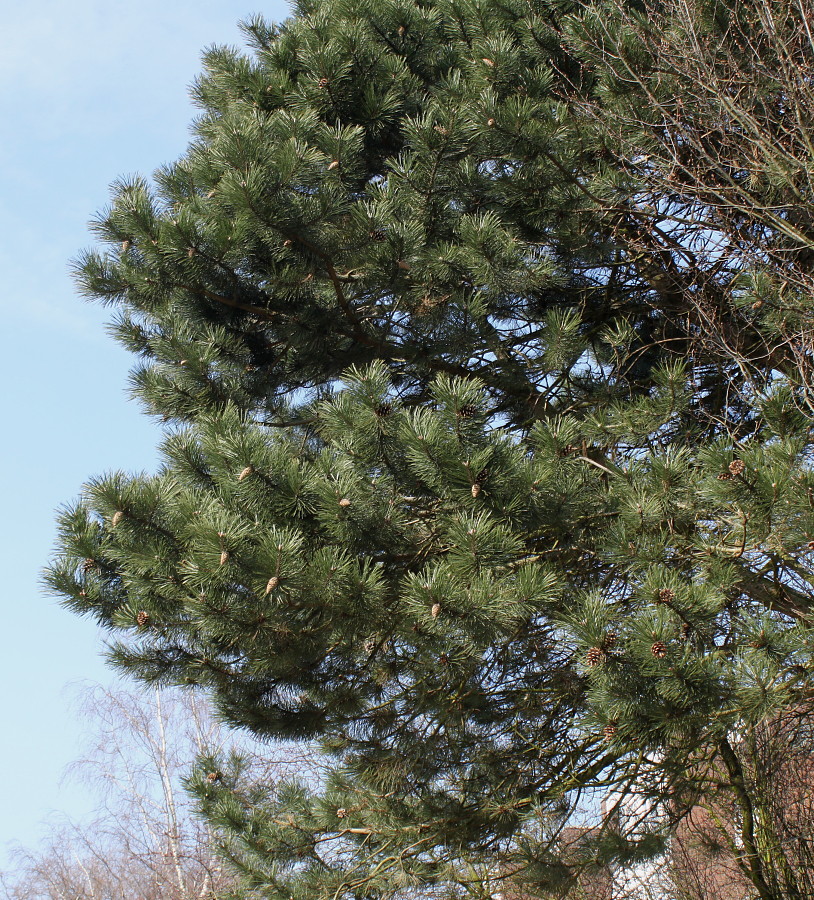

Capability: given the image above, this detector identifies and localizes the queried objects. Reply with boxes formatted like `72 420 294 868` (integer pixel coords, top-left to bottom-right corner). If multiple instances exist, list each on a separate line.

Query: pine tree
47 1 814 897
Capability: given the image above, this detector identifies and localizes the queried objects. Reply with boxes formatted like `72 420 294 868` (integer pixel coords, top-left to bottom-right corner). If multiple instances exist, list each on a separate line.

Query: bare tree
0 683 316 900
567 0 814 424
662 707 814 900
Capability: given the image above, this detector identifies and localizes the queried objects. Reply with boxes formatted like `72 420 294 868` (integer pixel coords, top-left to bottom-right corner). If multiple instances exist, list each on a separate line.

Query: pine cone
265 576 280 594
206 771 222 784
375 403 392 417
431 602 441 618
339 498 351 508
318 77 329 88
136 610 150 627
586 646 605 667
82 558 97 573
728 459 746 476
457 404 477 419
369 229 387 242
238 466 253 482
219 550 229 566
336 807 347 818
603 631 618 650
471 483 481 498
651 641 668 659
717 472 733 481
475 468 489 484
603 723 618 741
807 540 814 551
487 117 496 127
681 622 693 640
658 588 676 604
111 511 124 527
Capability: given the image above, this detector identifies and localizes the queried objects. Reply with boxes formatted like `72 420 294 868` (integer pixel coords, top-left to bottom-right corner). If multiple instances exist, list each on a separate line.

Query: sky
0 0 291 864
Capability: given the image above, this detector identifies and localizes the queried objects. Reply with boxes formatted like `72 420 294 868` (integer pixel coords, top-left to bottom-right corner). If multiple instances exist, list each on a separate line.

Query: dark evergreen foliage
47 1 814 896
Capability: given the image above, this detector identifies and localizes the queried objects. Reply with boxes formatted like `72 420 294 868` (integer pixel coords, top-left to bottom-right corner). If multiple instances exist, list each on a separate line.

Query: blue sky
0 0 290 862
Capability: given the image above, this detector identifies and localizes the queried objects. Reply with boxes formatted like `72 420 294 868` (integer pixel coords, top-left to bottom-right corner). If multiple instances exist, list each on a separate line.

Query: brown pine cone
457 404 477 419
318 77 329 88
374 403 392 417
728 459 746 476
658 588 676 604
603 723 618 741
136 610 150 627
206 771 222 784
586 646 605 667
603 631 618 650
651 641 668 659
717 472 733 481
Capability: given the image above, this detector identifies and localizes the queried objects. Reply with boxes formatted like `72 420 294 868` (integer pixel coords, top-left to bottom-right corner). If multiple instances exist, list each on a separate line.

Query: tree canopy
47 1 814 897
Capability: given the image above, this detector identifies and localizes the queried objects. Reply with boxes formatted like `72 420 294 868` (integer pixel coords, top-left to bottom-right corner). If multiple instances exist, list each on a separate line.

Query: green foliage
47 0 814 896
